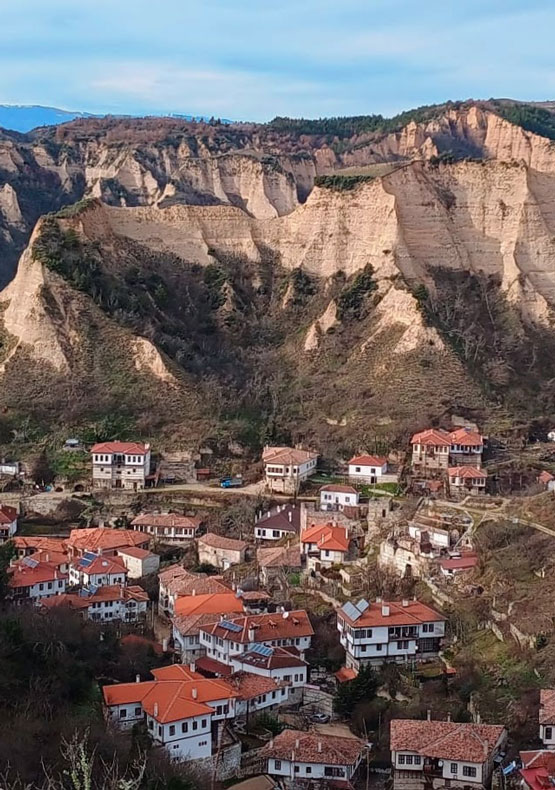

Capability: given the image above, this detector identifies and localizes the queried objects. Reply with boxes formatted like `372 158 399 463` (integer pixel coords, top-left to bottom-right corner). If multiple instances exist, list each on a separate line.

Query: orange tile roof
540 689 555 724
348 455 387 467
335 666 357 683
301 524 349 552
320 484 358 494
0 505 17 524
538 471 555 484
448 466 487 479
201 609 314 643
174 592 244 617
195 656 233 676
14 536 67 552
30 549 68 567
411 428 451 446
238 645 306 671
151 665 203 681
91 441 149 455
116 546 153 559
74 555 128 576
68 527 149 553
198 533 247 551
449 427 483 446
228 671 284 700
339 599 444 628
520 753 555 790
172 611 231 637
9 561 67 588
390 719 505 762
131 513 201 529
262 446 318 465
440 555 479 571
159 565 230 597
261 729 364 766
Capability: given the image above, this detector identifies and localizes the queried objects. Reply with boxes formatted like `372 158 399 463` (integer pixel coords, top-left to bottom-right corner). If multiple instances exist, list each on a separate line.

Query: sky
1 0 555 122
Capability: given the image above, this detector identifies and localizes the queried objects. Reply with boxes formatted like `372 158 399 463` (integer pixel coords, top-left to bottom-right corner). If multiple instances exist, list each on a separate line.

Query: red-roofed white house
42 584 149 622
390 718 507 790
131 513 202 543
0 505 17 543
301 523 351 572
262 446 319 494
117 546 160 578
411 430 451 473
229 644 308 703
69 554 128 588
91 441 151 490
8 558 67 603
319 484 359 511
337 598 446 671
520 749 555 790
348 454 388 484
448 467 487 495
261 729 365 784
449 427 484 467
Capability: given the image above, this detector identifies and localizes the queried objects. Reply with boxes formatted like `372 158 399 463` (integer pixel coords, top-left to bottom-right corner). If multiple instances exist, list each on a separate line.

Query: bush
336 264 378 321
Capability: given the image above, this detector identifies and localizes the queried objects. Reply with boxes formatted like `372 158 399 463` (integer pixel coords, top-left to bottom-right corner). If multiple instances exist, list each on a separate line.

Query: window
463 767 477 778
376 644 383 651
355 467 361 473
274 761 282 771
119 709 127 719
306 767 312 774
451 763 458 774
48 582 52 590
398 755 406 765
294 766 299 774
414 756 421 765
405 755 413 765
546 727 553 739
201 719 207 728
169 725 175 736
193 721 198 730
134 707 142 716
199 740 207 746
148 719 153 730
181 722 188 733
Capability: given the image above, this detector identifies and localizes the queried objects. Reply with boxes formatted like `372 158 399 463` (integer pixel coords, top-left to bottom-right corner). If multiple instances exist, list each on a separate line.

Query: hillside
3 99 555 456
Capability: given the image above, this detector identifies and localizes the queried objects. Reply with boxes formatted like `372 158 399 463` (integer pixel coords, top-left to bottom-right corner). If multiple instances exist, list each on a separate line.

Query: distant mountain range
0 105 231 133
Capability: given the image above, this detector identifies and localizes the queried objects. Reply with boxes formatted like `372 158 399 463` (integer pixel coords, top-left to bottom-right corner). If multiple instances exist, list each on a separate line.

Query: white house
301 523 350 572
262 730 365 784
390 718 507 790
337 598 446 671
0 505 17 543
90 441 151 490
449 427 484 467
262 447 319 494
8 557 67 603
319 484 359 512
254 505 300 541
348 455 388 484
411 429 451 474
199 610 314 665
43 584 149 622
117 547 160 578
131 513 202 543
229 672 290 718
102 665 238 762
540 689 555 749
172 592 245 662
448 467 487 495
69 553 128 588
229 643 308 704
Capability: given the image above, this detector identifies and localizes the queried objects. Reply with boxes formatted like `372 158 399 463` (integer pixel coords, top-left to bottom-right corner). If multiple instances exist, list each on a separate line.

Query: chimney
136 674 141 683
427 709 431 721
376 596 382 603
318 741 322 753
381 604 390 617
162 638 168 652
154 702 159 717
288 510 292 522
192 688 198 699
190 662 196 672
295 738 300 748
402 599 409 608
248 627 256 642
45 553 50 562
192 588 196 596
447 712 451 722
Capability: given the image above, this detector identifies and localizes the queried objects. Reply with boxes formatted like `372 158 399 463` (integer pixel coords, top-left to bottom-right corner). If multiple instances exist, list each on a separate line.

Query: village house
0 504 17 543
520 749 555 790
390 718 507 790
348 454 394 484
261 729 365 785
337 598 446 671
229 643 308 704
411 429 451 474
69 553 128 588
228 672 290 719
66 527 150 560
131 513 202 543
439 554 479 577
197 533 247 570
43 584 149 622
448 427 484 467
257 544 302 588
27 548 70 574
254 505 300 542
448 467 487 495
172 592 245 661
8 556 67 603
537 471 555 491
262 446 319 494
539 689 555 749
102 665 239 763
158 566 230 616
237 590 271 614
13 535 67 559
301 523 351 572
90 441 151 490
319 484 359 512
116 546 160 578
199 610 314 666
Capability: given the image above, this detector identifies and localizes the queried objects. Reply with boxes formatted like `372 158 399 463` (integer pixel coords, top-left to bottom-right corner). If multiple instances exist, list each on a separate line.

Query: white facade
173 627 203 661
540 722 555 748
229 658 307 690
92 446 151 490
392 750 485 784
408 524 450 549
319 488 359 511
13 576 66 603
268 755 361 782
117 550 160 578
306 547 346 572
199 631 312 666
86 595 147 622
263 448 319 494
0 517 17 543
69 561 127 588
348 461 387 483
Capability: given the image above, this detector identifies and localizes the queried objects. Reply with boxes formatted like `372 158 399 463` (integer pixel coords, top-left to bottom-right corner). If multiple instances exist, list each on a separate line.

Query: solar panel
341 601 362 621
250 643 273 657
87 584 98 596
220 620 242 632
79 588 90 597
357 599 370 613
23 556 39 568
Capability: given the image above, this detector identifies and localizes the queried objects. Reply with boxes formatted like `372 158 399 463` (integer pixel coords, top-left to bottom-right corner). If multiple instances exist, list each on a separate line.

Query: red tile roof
236 645 306 671
335 666 357 683
540 689 555 724
14 536 67 552
43 584 148 608
228 671 284 700
198 533 247 551
9 560 67 588
538 471 555 485
339 599 444 628
348 455 387 467
261 729 364 766
257 544 302 569
131 513 201 529
448 466 487 479
159 565 230 597
30 549 68 567
411 429 451 446
116 546 153 560
201 609 314 643
520 754 555 790
440 555 479 571
320 484 358 494
91 442 149 455
195 656 233 676
75 555 127 576
449 427 483 447
174 592 244 617
390 719 505 763
262 447 318 465
0 505 17 524
301 523 350 553
151 665 203 681
68 527 149 553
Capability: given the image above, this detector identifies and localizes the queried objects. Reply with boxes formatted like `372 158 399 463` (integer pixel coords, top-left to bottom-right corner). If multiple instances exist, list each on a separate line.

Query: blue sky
2 0 555 121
